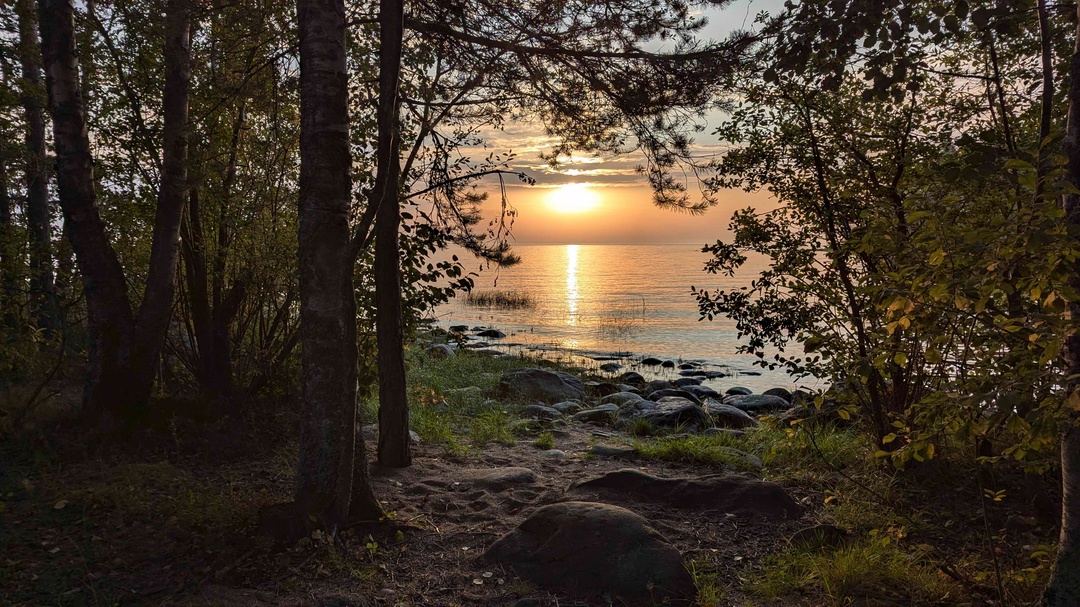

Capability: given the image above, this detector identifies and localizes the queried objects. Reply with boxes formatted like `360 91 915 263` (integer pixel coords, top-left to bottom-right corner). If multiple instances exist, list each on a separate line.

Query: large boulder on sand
499 368 586 403
484 501 694 605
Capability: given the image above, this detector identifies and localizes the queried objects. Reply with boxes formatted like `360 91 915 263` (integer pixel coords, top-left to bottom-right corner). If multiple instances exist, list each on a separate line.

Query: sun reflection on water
566 244 579 325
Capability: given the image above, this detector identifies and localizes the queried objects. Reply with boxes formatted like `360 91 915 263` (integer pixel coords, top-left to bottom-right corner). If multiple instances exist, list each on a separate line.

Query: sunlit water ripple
432 244 822 393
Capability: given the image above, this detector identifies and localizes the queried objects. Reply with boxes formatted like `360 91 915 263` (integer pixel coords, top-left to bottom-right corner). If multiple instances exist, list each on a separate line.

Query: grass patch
687 554 726 606
464 289 534 309
750 539 960 605
634 433 759 471
533 431 556 449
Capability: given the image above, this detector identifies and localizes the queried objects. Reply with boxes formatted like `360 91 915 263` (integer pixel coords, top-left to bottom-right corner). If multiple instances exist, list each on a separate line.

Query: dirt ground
2 411 819 607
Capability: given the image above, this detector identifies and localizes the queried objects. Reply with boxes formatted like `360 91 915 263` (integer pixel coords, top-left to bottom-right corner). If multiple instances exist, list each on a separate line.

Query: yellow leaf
882 433 898 444
53 500 68 510
929 248 945 266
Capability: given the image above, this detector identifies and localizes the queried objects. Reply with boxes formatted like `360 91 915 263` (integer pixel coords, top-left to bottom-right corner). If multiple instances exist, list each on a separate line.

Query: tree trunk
295 0 383 525
126 0 193 411
374 0 411 468
0 147 15 330
38 0 135 422
17 0 58 332
1044 4 1080 605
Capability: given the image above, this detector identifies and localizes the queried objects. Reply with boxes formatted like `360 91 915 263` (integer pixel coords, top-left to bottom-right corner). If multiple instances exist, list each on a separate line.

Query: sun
546 183 601 214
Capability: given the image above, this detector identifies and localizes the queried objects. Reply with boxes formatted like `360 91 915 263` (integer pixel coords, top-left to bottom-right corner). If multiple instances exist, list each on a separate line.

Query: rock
615 384 642 394
682 384 720 399
599 362 622 373
701 371 729 379
673 377 702 387
703 427 746 438
572 469 802 520
540 449 567 459
661 360 676 368
588 445 638 458
585 381 621 397
551 401 583 414
741 370 762 376
484 502 695 605
763 387 793 402
426 344 455 358
456 467 538 489
445 386 484 399
719 447 764 470
725 386 753 396
788 524 852 551
723 394 792 413
678 369 706 377
678 362 698 370
647 388 701 405
706 402 760 429
616 371 646 386
499 368 586 403
463 341 491 349
477 328 506 338
523 404 564 420
641 357 664 365
573 404 620 423
618 397 711 432
409 429 422 444
449 324 469 332
600 391 646 406
645 379 673 394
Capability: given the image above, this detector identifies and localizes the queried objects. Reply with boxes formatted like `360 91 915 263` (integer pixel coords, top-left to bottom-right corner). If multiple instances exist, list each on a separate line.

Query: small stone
599 362 623 373
588 445 638 458
523 404 564 420
641 357 664 365
540 449 567 459
573 404 620 423
725 386 753 396
477 328 506 338
661 360 676 368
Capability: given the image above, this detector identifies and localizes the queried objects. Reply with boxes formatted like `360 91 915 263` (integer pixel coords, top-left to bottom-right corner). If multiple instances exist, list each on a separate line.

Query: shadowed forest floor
0 349 1060 606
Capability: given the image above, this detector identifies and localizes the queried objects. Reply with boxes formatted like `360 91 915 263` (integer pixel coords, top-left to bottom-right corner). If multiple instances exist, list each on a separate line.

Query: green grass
533 431 556 449
749 539 960 605
687 554 726 606
395 349 540 454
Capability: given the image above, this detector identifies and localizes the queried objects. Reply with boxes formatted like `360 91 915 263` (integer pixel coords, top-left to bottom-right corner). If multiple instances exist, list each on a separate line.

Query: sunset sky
463 0 786 245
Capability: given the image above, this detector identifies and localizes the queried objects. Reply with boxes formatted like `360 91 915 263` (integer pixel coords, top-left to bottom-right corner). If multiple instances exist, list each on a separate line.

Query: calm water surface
433 244 820 392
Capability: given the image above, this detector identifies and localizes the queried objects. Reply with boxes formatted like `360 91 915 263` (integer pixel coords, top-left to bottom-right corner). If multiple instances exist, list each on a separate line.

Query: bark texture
128 0 193 410
39 0 135 421
374 0 411 468
295 0 383 524
17 0 58 331
1044 4 1080 606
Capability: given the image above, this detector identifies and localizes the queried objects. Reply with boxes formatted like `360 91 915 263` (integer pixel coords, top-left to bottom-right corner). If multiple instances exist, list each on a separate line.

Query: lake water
432 244 820 393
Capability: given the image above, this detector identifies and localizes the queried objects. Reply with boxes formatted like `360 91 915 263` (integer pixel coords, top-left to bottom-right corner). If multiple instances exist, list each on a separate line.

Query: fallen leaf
53 500 68 510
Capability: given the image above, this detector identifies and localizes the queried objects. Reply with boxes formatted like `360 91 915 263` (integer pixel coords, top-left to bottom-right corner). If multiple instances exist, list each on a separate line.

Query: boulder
763 387 793 402
585 381 621 397
588 445 638 458
640 357 664 365
678 369 706 377
619 397 711 432
673 377 702 387
456 467 538 490
499 368 586 403
723 394 792 413
571 469 802 520
725 386 753 396
707 402 761 429
484 502 695 605
616 371 646 386
600 391 646 406
661 360 676 368
647 388 701 404
523 404 564 420
678 362 698 370
788 524 852 551
645 379 673 394
426 344 455 358
573 404 620 423
599 362 622 373
477 328 506 338
551 401 583 414
448 324 469 332
682 384 720 399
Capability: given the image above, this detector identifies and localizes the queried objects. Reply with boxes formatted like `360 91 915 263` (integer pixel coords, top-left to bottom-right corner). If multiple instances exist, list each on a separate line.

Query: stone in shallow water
484 501 695 605
599 362 622 373
763 387 793 403
477 328 506 338
640 357 664 365
725 386 753 396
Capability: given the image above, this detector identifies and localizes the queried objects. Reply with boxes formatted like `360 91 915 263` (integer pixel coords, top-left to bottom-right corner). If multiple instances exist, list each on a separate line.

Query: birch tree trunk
295 0 383 524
